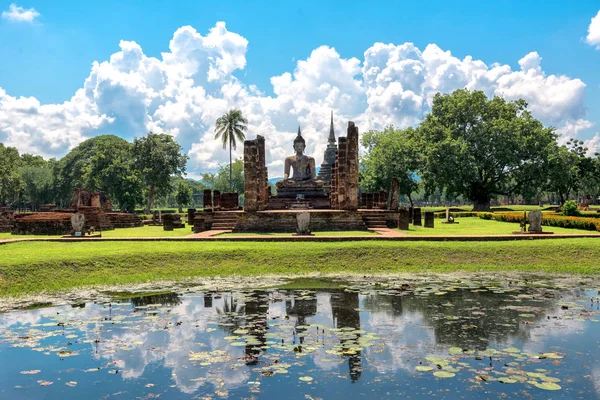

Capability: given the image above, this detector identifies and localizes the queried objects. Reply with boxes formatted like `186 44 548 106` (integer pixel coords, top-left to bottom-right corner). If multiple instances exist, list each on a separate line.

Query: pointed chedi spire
328 110 336 143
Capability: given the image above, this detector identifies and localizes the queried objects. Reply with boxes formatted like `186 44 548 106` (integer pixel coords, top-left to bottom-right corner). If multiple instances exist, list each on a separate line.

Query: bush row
478 212 600 231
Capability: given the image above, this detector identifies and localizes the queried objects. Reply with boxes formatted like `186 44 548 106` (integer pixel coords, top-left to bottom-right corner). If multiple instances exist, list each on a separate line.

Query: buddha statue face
294 140 306 155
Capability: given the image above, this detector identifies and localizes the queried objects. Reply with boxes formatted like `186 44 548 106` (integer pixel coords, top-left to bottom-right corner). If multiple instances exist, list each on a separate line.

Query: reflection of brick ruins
11 189 142 235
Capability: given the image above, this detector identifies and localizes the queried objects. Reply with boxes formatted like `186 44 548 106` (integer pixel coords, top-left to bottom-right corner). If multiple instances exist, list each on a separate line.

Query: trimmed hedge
435 212 479 219
479 212 600 232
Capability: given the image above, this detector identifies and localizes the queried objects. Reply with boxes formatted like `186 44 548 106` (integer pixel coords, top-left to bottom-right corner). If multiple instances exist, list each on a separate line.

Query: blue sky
1 0 599 177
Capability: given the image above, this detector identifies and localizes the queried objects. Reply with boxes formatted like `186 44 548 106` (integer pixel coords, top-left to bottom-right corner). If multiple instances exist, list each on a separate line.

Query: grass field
403 217 597 235
1 238 600 296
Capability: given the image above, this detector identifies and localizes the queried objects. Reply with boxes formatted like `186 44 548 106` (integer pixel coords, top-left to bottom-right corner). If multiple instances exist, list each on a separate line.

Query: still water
1 279 600 399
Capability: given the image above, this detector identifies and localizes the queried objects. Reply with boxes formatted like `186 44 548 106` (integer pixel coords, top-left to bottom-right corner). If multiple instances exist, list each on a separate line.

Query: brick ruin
0 207 15 233
243 135 269 212
203 190 240 211
10 189 142 235
360 190 388 209
329 121 360 210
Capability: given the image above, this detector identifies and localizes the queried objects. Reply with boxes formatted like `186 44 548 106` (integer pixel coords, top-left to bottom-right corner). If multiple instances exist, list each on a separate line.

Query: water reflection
1 283 600 399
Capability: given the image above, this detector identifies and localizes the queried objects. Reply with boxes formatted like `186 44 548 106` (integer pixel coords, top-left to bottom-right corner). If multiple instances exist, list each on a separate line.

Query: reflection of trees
130 292 182 307
286 294 317 345
363 289 553 350
330 291 362 383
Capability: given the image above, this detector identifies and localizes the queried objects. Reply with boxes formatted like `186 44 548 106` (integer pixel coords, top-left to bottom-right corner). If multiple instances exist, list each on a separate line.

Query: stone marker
413 207 422 226
398 209 410 230
388 178 400 210
294 212 313 236
443 207 458 224
528 210 543 233
71 212 86 236
424 211 435 228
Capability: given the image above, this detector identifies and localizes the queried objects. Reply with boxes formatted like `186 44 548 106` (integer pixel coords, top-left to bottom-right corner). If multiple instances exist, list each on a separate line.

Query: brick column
337 137 347 210
346 121 359 210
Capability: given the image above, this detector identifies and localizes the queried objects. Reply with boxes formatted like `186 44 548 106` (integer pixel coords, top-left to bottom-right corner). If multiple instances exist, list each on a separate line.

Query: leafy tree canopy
360 127 421 205
133 132 188 212
201 159 244 194
415 89 557 211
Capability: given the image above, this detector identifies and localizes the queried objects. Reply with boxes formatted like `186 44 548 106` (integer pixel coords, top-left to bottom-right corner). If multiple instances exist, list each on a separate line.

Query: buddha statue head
293 126 306 155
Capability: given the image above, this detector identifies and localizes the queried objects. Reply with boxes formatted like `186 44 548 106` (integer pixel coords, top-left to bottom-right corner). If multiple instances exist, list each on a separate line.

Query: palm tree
214 109 248 191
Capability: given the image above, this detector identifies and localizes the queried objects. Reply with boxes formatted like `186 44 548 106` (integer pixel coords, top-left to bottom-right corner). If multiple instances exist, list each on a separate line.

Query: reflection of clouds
363 310 435 374
518 305 587 355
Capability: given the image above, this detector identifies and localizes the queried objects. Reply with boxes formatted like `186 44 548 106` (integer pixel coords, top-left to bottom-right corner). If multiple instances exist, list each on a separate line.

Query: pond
1 278 600 399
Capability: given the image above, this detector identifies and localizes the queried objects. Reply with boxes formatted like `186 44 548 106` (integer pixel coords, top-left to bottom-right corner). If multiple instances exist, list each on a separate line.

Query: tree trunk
472 198 491 212
146 186 155 214
229 134 233 192
407 193 414 207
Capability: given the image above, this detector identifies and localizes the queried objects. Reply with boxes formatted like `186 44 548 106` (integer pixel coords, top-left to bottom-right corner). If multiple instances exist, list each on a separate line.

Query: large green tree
546 139 590 205
360 127 421 206
57 135 142 211
133 132 188 212
214 109 247 191
415 89 556 211
175 181 193 212
201 159 244 194
0 144 23 206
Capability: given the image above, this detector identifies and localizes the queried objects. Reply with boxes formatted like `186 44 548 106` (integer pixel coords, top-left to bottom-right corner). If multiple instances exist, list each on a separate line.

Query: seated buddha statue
276 127 324 192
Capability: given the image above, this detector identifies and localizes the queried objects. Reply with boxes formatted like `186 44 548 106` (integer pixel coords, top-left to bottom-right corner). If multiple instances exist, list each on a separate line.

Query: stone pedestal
398 209 410 230
413 208 422 226
294 212 314 236
424 212 434 228
203 189 213 210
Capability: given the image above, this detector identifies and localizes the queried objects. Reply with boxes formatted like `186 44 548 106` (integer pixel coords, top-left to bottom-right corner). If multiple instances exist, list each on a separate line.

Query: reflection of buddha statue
276 127 324 190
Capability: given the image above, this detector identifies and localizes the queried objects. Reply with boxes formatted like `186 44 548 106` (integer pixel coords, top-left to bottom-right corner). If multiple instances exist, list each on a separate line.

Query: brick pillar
424 211 434 228
203 189 212 211
243 138 259 212
398 208 410 230
346 122 359 210
337 137 347 210
257 135 268 210
213 191 221 209
389 178 400 210
187 208 196 225
330 158 338 209
413 207 422 226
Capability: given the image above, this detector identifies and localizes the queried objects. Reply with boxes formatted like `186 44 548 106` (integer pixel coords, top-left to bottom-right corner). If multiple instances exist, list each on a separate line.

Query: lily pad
498 377 517 384
299 376 313 382
433 371 455 378
416 366 434 372
533 382 561 391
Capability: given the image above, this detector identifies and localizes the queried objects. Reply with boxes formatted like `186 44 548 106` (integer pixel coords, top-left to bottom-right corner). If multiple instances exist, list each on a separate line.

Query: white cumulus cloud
586 10 600 49
0 22 593 179
1 3 40 23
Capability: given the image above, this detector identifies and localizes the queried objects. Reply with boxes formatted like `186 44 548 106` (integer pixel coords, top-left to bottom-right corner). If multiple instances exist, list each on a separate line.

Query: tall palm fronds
214 109 248 190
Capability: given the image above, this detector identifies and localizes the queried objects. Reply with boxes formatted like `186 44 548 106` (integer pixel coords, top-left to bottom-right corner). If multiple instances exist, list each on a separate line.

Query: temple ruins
193 113 400 233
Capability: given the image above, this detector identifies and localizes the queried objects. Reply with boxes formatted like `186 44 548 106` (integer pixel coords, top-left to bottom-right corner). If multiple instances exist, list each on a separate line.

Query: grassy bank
1 239 600 297
403 218 596 235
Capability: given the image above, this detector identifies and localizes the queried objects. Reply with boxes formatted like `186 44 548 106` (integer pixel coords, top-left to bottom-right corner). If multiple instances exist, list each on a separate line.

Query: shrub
479 213 493 220
561 200 580 216
479 212 600 231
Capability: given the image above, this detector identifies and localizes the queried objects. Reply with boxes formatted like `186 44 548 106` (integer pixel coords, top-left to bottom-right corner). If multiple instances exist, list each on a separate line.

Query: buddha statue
276 127 325 194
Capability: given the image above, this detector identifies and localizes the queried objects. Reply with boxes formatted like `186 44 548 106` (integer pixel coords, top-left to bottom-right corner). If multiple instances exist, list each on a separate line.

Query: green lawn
101 225 191 237
217 230 379 237
402 217 597 235
1 238 600 296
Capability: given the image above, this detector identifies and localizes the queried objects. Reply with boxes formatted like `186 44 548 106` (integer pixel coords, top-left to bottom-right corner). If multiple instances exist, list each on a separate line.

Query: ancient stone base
293 233 315 236
267 197 330 210
233 210 368 233
62 234 102 238
512 231 554 235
